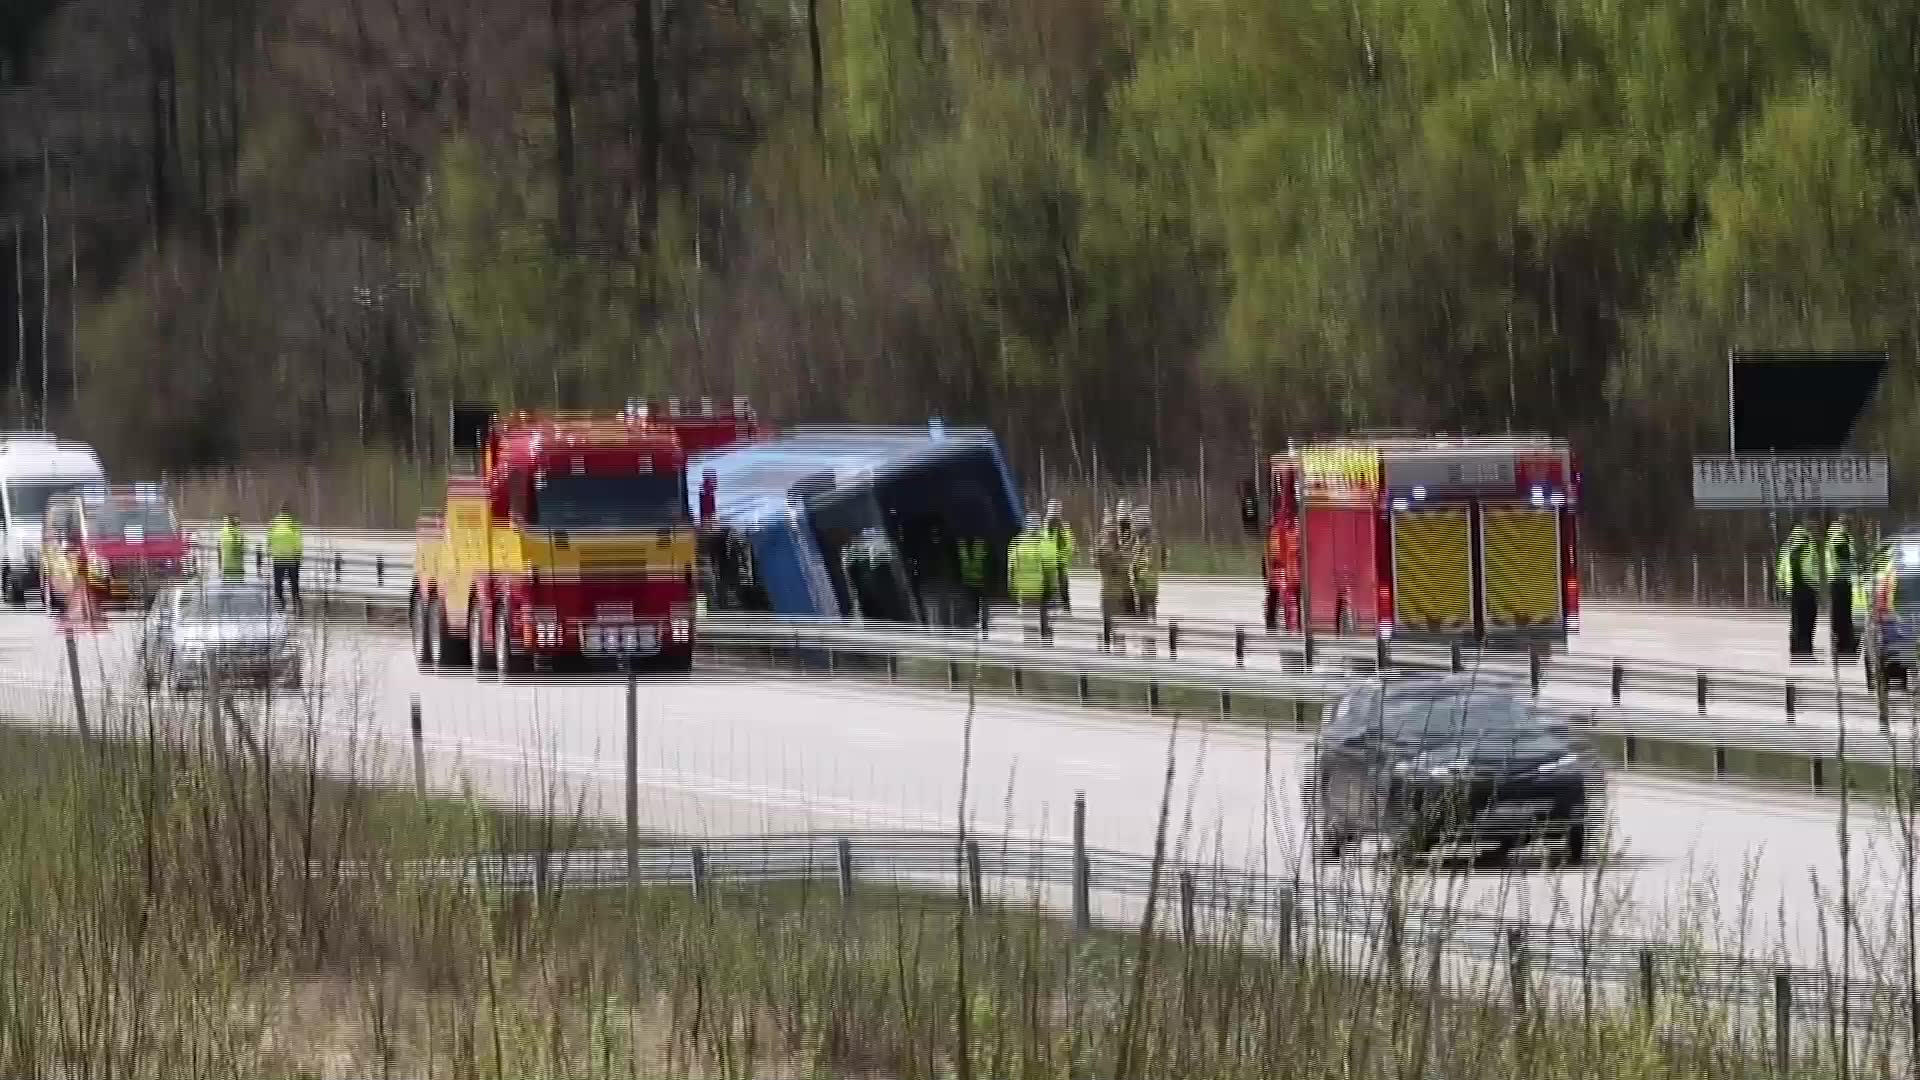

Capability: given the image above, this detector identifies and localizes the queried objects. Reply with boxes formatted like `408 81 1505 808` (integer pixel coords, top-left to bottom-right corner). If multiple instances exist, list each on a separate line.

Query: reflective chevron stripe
1483 507 1561 629
1390 509 1473 633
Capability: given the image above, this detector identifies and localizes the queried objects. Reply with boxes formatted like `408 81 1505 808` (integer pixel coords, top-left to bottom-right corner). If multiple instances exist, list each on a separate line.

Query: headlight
1536 752 1583 774
1394 758 1468 780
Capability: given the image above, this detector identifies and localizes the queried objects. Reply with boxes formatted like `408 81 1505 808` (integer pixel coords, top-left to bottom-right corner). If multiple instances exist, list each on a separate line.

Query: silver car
139 583 303 692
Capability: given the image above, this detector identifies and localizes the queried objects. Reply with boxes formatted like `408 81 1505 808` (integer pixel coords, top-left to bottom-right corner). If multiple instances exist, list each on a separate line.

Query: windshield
531 473 685 531
87 503 178 540
1354 686 1548 745
6 480 94 527
179 589 274 621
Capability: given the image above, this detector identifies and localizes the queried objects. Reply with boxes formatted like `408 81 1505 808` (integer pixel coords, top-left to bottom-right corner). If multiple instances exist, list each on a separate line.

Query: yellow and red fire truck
412 404 717 675
1244 435 1580 647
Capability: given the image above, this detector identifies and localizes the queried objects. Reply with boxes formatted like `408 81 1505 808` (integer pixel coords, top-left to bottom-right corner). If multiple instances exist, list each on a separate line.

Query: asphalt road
0 600 1910 980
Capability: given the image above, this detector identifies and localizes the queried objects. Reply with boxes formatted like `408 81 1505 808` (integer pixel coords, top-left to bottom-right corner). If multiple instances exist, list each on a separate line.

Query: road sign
1692 454 1889 509
1728 351 1888 453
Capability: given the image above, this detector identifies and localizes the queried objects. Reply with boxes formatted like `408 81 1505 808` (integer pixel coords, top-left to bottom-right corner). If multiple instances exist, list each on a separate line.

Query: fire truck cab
42 484 192 613
412 405 699 675
1243 435 1580 647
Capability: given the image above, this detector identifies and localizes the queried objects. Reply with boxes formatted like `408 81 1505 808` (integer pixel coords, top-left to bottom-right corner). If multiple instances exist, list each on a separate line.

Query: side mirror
1238 479 1262 536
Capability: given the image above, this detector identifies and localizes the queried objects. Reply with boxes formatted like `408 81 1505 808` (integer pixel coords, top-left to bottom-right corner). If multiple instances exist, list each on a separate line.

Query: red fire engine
1242 435 1581 646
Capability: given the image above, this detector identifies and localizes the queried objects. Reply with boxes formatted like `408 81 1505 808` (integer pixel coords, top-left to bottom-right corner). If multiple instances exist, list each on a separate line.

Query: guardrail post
1177 870 1196 945
1076 673 1090 704
836 837 854 906
1773 969 1792 1075
948 661 961 689
1234 628 1246 667
1696 672 1709 715
1809 758 1825 791
689 845 709 902
963 839 984 915
1637 949 1656 1027
1168 622 1179 660
1712 746 1727 778
1785 682 1796 720
1276 888 1295 964
1219 688 1232 718
885 653 898 682
1449 643 1463 673
1383 897 1404 979
1101 614 1113 651
254 547 263 576
979 604 991 637
1146 681 1160 714
333 552 343 581
1528 649 1542 695
1071 793 1090 935
1011 666 1024 694
1623 735 1638 767
1039 602 1052 645
63 629 89 745
1507 927 1530 1015
1303 624 1316 669
409 694 425 800
1376 635 1390 671
1611 662 1623 705
375 555 385 586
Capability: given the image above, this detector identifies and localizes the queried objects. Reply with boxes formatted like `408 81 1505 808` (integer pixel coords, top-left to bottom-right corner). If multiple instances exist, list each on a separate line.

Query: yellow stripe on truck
1482 508 1561 629
1392 509 1473 632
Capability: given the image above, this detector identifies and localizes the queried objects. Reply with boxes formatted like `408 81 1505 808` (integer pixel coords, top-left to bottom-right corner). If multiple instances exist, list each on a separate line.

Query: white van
0 434 106 605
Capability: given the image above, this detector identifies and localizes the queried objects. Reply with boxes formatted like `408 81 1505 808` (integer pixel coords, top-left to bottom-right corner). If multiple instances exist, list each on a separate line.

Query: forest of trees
3 0 1920 546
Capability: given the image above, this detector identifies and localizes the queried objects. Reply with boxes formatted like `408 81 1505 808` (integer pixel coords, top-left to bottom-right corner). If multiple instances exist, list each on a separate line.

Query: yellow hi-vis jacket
1007 531 1054 603
218 523 247 578
267 514 304 563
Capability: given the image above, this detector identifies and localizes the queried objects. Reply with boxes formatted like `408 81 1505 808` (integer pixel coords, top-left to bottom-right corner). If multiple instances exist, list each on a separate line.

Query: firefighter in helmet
1044 498 1074 614
1777 519 1822 660
1095 508 1131 634
1130 505 1162 623
1007 511 1055 642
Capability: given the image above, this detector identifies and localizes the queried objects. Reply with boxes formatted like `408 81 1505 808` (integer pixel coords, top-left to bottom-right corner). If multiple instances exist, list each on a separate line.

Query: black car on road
1304 678 1605 865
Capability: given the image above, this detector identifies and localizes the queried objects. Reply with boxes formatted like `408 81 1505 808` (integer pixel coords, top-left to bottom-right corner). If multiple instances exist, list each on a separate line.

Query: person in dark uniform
1827 516 1859 658
1777 521 1822 661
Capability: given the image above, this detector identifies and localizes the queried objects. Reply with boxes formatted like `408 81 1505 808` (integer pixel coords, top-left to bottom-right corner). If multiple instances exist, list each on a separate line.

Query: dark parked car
1304 678 1604 864
138 582 303 693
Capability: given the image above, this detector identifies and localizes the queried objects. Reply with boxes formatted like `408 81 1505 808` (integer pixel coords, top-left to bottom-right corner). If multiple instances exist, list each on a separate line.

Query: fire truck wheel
411 592 434 668
496 604 531 677
436 598 470 667
655 644 694 675
1263 591 1278 632
470 600 497 674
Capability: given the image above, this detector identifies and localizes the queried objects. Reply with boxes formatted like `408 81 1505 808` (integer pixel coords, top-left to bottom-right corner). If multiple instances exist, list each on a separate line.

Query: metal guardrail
178 530 1916 771
414 829 1898 1040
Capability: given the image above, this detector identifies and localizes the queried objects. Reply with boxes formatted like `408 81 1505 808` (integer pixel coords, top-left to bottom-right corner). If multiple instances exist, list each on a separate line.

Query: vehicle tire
471 599 497 674
496 604 531 677
412 592 435 668
654 644 694 675
436 598 469 668
3 570 23 607
1560 821 1591 867
1263 591 1278 633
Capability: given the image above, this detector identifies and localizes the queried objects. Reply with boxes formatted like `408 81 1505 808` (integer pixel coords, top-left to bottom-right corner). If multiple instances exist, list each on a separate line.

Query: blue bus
688 424 1023 625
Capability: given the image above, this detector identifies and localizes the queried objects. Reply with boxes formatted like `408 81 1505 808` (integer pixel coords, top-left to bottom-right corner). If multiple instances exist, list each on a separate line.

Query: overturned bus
689 424 1023 626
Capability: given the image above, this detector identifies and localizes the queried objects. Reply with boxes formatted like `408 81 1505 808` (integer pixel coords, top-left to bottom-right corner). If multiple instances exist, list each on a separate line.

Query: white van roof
0 435 105 482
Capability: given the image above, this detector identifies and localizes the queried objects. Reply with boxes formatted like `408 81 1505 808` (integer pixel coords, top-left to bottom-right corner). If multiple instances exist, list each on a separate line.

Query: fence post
1696 672 1709 715
1773 969 1792 1075
333 552 343 581
1077 673 1090 704
1168 622 1179 660
1376 635 1390 671
1623 735 1638 766
1611 662 1623 705
1101 614 1113 651
1785 681 1796 720
376 555 385 586
689 845 709 901
1234 628 1246 667
1810 758 1825 790
1178 870 1196 945
1508 927 1530 1014
836 837 854 906
948 661 961 689
1011 666 1024 694
1219 688 1232 718
1712 746 1727 778
410 693 426 799
1450 643 1463 673
1638 948 1656 1027
1528 650 1542 695
1146 681 1160 714
63 629 89 744
1072 792 1090 934
963 839 984 915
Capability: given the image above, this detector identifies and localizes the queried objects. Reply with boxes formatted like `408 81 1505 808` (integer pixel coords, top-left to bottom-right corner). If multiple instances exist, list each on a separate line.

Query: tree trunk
807 0 824 138
633 0 660 244
147 0 176 238
551 0 576 252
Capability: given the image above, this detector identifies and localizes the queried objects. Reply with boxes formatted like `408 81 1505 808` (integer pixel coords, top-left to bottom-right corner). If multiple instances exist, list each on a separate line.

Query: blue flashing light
1548 491 1566 508
1411 485 1427 501
1529 485 1546 507
1391 498 1410 512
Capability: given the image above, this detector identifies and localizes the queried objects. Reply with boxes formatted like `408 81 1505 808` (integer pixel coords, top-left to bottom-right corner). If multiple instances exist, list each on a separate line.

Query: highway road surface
0 599 1910 984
